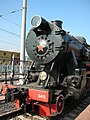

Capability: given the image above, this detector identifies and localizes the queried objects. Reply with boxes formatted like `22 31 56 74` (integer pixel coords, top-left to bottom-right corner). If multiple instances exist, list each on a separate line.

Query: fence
0 58 32 82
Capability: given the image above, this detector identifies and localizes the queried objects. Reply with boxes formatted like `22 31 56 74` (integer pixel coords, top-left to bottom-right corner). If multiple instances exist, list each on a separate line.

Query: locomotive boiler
2 15 90 117
25 15 90 89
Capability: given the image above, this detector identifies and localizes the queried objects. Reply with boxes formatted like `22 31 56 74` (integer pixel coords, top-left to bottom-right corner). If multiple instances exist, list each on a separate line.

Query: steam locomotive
2 16 90 117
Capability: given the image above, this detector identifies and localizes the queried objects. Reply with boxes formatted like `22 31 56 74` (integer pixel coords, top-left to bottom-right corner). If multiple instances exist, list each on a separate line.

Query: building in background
0 50 20 64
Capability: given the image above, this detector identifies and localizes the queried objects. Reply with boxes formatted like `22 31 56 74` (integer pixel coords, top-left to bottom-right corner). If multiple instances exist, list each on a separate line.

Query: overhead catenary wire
0 8 24 52
0 8 23 17
0 36 20 43
0 39 20 46
0 7 29 31
0 16 29 31
0 27 21 37
1 16 21 28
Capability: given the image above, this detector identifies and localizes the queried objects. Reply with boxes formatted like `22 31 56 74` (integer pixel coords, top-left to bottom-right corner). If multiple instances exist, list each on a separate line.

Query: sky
0 0 90 52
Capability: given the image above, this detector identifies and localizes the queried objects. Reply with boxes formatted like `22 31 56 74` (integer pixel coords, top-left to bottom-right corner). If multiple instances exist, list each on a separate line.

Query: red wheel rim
56 95 64 114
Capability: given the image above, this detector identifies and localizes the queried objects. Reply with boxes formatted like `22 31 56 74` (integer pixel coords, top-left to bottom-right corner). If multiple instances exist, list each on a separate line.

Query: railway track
57 96 90 120
0 100 22 120
8 95 90 120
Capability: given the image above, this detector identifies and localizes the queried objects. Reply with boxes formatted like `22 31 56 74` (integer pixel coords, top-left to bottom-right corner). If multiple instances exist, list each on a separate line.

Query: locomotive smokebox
51 20 63 28
31 15 51 32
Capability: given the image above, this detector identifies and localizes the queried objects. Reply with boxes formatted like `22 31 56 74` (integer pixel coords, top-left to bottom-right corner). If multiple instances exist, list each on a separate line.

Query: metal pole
10 54 14 84
20 0 27 85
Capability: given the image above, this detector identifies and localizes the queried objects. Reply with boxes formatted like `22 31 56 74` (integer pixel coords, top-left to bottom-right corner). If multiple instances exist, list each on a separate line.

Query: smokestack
51 20 63 28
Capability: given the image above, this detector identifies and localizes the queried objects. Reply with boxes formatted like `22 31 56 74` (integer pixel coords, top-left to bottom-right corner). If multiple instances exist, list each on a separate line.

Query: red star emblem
37 45 44 52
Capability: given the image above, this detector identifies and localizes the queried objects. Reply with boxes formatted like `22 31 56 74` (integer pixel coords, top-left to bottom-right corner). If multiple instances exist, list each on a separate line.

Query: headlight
39 71 47 81
31 15 41 27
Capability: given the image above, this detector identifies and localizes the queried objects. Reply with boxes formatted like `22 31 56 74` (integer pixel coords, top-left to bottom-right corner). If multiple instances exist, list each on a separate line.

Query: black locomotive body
2 16 90 117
